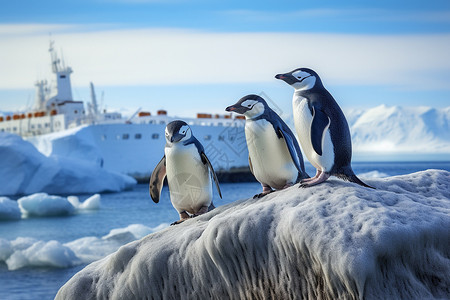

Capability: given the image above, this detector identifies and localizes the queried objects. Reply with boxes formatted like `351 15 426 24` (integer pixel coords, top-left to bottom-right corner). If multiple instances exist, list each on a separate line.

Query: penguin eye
182 131 185 134
247 104 252 108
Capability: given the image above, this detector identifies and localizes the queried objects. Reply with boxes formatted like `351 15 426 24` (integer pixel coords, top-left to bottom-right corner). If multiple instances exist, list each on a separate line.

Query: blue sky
0 0 449 117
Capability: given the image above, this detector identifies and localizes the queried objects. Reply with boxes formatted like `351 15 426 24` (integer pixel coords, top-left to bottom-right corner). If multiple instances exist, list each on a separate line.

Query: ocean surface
1 161 449 300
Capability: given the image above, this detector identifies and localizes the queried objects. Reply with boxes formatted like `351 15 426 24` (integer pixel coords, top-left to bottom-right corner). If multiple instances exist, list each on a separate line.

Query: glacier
56 170 449 300
347 105 450 155
0 132 136 196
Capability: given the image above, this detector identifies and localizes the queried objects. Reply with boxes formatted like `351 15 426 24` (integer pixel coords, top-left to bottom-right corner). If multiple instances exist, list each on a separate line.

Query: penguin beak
275 73 297 85
226 104 247 114
170 133 184 143
225 105 236 112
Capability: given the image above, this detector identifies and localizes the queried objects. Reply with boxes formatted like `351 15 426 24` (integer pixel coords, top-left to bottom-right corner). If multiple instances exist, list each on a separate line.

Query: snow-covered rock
0 197 21 220
0 224 169 271
56 170 449 300
0 132 136 196
347 105 450 154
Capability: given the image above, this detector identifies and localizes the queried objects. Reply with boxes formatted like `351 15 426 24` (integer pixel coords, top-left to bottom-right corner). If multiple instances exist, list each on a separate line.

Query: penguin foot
301 170 322 183
299 172 330 188
282 183 294 189
171 211 190 225
253 190 274 199
171 219 186 226
192 205 209 217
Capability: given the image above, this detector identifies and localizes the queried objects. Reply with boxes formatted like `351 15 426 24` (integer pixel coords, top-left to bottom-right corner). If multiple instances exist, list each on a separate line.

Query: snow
0 197 21 220
56 170 449 299
0 132 136 196
0 224 168 271
346 105 450 154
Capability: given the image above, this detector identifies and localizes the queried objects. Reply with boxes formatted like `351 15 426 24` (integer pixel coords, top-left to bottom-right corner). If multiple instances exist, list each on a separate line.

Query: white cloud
0 24 449 90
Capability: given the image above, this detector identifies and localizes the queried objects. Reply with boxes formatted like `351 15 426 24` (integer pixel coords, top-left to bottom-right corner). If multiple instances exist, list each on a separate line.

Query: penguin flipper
149 156 166 203
201 152 222 199
277 127 303 174
248 156 254 175
311 107 331 156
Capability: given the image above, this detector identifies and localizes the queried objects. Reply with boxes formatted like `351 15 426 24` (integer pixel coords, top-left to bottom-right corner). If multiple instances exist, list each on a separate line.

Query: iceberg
0 197 21 220
0 133 136 196
56 170 449 299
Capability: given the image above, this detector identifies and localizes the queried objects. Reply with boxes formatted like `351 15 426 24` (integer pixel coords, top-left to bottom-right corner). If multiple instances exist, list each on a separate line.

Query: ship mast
46 40 74 110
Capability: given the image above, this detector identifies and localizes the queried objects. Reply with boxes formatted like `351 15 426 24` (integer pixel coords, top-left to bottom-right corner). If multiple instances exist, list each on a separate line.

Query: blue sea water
0 161 449 300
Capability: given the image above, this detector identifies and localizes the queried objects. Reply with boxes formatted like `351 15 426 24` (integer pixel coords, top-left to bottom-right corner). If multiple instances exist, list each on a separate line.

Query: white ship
0 42 250 181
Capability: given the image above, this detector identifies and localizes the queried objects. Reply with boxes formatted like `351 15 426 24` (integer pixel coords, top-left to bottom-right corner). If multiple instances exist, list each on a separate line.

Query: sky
0 0 449 118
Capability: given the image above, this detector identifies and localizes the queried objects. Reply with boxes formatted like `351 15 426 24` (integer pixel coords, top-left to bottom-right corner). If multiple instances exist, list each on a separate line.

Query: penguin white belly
245 119 298 189
293 96 334 172
165 144 212 214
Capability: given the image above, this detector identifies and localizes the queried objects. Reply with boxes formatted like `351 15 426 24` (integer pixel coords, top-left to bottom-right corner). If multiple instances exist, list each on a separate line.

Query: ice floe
0 223 168 271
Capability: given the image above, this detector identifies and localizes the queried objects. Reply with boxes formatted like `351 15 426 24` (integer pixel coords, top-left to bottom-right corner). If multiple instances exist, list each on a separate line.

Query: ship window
45 123 49 128
152 133 159 139
0 129 4 132
13 127 17 132
60 75 66 78
38 124 42 129
101 135 107 141
31 125 35 129
135 133 142 139
204 135 211 141
159 121 165 125
123 134 129 140
74 110 78 114
218 135 224 141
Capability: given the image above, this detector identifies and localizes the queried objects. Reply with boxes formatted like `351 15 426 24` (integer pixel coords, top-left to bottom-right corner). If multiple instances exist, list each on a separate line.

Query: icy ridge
56 170 450 300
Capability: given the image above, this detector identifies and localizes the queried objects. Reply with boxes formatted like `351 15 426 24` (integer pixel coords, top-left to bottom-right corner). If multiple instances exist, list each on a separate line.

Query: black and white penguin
149 120 222 224
226 94 309 198
275 68 374 188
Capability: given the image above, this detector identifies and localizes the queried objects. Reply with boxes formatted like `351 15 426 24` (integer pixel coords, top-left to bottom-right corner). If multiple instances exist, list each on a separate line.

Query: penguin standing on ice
275 68 373 188
150 120 222 225
226 94 309 198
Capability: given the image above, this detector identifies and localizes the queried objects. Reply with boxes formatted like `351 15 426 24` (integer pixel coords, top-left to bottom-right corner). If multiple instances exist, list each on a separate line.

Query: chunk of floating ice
18 193 75 217
78 194 101 210
0 197 21 221
0 223 169 270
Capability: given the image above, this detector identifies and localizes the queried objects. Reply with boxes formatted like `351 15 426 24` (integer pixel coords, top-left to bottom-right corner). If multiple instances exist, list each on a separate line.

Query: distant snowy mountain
346 105 450 154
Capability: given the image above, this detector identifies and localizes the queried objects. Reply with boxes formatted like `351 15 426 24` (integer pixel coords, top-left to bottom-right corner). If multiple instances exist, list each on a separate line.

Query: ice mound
0 224 168 271
56 170 449 300
0 132 136 196
18 193 75 217
0 197 21 220
67 194 101 211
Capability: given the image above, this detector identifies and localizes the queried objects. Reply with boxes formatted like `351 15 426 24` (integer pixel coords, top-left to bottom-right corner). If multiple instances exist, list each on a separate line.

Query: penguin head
165 120 192 144
225 94 267 119
275 68 322 91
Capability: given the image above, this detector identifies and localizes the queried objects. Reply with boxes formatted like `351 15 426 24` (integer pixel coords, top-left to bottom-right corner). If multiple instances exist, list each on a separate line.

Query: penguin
226 94 309 198
149 120 222 225
275 68 374 189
